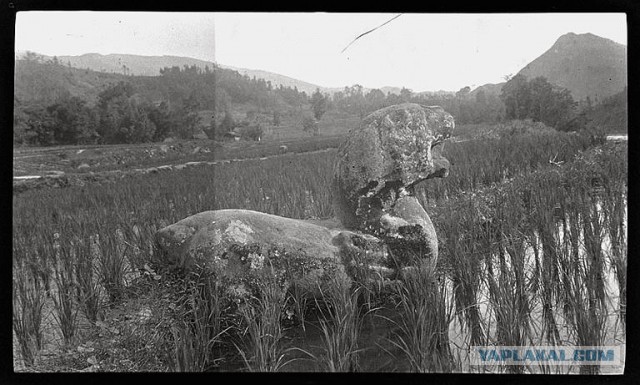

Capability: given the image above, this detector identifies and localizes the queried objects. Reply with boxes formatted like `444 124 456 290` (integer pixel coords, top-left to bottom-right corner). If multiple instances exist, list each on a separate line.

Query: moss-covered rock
332 103 453 263
155 209 354 299
155 104 454 299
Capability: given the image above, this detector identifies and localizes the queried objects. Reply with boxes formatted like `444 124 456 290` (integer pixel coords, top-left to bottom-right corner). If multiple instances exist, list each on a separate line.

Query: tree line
309 84 505 125
15 53 607 146
308 74 600 133
13 59 310 146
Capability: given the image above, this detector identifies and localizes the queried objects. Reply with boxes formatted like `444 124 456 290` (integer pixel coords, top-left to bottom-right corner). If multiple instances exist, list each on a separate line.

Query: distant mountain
50 53 215 77
517 33 627 101
14 57 127 104
16 52 415 97
469 33 626 103
17 32 627 105
469 82 504 98
16 52 332 96
219 64 325 95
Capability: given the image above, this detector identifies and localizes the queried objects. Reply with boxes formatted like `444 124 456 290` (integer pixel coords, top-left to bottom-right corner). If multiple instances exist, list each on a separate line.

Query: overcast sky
15 12 626 92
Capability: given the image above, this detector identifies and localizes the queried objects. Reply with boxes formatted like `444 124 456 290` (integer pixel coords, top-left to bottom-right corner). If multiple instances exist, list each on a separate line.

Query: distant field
13 134 345 178
13 107 362 179
11 119 497 179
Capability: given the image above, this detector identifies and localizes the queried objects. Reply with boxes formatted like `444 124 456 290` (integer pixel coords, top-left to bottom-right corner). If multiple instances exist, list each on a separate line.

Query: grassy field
12 123 626 372
13 107 359 178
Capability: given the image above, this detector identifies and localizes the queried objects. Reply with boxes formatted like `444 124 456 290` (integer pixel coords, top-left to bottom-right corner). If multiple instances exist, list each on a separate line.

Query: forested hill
472 33 627 103
14 57 126 105
584 87 627 133
13 32 628 147
20 51 328 96
55 53 215 77
14 55 309 111
13 55 311 145
17 52 430 96
518 33 626 102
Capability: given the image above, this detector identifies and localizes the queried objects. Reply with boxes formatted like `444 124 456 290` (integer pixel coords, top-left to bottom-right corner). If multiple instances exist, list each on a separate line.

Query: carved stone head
332 103 454 231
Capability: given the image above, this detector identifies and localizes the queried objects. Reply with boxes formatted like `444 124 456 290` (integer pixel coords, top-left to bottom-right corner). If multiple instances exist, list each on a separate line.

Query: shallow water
445 200 626 374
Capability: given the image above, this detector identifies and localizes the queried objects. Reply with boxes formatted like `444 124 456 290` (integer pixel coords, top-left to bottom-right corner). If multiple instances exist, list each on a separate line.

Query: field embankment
13 124 626 372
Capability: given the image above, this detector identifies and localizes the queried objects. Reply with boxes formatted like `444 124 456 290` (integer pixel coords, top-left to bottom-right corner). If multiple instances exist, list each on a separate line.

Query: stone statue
155 103 453 299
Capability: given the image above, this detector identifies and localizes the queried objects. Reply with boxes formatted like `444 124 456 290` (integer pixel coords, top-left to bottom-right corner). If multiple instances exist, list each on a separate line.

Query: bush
494 119 556 137
237 125 263 141
301 116 318 136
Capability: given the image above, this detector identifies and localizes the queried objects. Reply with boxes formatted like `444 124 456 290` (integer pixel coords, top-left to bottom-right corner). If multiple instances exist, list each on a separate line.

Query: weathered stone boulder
155 103 453 299
155 209 391 298
332 103 453 260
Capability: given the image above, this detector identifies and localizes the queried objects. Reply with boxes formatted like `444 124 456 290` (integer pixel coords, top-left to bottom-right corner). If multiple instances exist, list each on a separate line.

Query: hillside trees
500 74 576 128
301 115 319 136
13 100 55 145
364 88 386 113
218 111 236 136
96 81 157 143
13 96 98 146
472 89 504 123
47 96 98 144
15 56 74 104
310 88 329 120
399 87 413 103
149 64 308 131
334 85 368 118
327 85 503 125
580 87 627 134
147 101 173 141
14 59 321 146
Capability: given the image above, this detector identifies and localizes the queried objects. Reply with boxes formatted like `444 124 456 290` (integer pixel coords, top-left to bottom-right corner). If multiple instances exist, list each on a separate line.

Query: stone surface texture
332 103 453 232
155 103 453 298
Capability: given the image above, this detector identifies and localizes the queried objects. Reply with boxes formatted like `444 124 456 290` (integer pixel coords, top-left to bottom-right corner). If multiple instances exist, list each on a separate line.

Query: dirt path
13 147 337 193
14 134 626 192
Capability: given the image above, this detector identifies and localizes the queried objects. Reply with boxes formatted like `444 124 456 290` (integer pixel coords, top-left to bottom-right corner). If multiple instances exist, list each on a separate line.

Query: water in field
446 200 627 374
606 135 627 142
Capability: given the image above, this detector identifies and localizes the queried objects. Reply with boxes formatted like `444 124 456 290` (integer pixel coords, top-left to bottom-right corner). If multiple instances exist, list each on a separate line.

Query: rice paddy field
12 123 627 373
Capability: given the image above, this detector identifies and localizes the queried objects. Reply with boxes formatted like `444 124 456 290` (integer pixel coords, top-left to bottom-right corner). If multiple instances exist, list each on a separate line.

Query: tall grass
12 264 46 366
437 199 487 348
11 125 623 372
386 265 455 372
313 281 365 372
236 269 291 372
169 268 227 372
48 232 79 346
421 127 593 203
429 141 626 373
73 233 104 323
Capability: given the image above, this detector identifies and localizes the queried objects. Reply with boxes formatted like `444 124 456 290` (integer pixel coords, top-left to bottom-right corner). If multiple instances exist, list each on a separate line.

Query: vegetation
14 55 310 146
310 88 329 121
583 87 628 134
236 271 291 372
301 115 319 136
14 53 624 147
12 123 625 372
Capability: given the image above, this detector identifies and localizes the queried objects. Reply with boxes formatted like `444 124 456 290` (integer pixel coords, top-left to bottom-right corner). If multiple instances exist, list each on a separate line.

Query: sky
15 12 627 92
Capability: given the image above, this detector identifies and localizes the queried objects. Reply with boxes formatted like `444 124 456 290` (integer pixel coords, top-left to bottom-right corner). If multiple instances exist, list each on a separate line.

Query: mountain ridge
16 32 627 102
518 32 626 101
15 51 427 96
470 33 626 101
